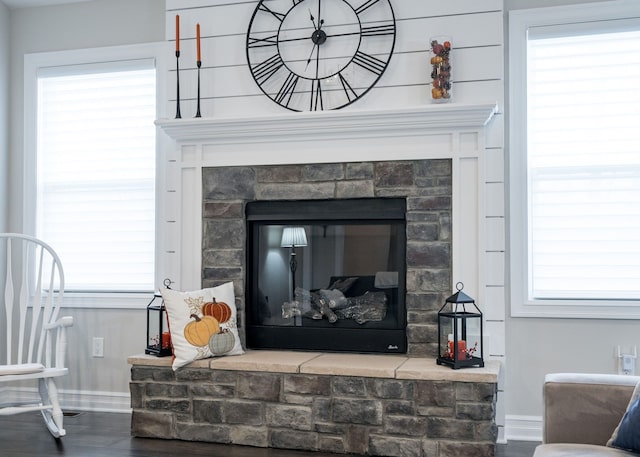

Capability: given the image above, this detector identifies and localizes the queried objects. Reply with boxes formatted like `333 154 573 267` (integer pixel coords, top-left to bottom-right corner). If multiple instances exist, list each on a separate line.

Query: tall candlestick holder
175 50 182 119
195 60 202 118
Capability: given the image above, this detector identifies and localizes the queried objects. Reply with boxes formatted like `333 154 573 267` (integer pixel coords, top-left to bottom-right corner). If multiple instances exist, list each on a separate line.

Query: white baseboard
2 387 131 413
505 415 543 442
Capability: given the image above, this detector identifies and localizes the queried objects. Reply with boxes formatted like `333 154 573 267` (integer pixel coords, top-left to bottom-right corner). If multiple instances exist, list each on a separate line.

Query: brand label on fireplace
387 344 400 351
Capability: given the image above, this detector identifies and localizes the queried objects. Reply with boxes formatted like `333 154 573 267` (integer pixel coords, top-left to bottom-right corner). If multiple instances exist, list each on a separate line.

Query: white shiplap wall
164 0 504 116
162 0 506 441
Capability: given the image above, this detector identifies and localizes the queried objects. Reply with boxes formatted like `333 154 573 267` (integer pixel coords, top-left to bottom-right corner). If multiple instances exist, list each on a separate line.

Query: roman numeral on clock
338 72 358 102
275 72 299 107
361 23 395 36
354 0 381 15
352 51 386 75
252 54 284 84
310 80 323 111
247 34 278 48
258 3 286 22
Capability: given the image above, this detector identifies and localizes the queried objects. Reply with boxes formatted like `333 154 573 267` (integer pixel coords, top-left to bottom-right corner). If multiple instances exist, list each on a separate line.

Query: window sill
60 292 152 309
511 299 640 319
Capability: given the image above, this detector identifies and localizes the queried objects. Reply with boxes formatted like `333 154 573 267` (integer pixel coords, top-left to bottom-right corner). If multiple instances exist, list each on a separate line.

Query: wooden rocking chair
0 233 73 438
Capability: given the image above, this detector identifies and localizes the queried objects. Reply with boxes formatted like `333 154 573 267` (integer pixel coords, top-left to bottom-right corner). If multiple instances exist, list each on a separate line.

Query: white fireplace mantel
156 103 498 145
156 103 498 296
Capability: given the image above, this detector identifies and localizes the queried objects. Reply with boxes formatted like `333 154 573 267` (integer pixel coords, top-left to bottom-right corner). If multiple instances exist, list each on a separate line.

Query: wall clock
246 0 396 112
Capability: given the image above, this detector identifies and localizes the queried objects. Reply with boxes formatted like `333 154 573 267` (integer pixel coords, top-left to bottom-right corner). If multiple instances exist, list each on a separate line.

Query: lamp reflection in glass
280 226 308 303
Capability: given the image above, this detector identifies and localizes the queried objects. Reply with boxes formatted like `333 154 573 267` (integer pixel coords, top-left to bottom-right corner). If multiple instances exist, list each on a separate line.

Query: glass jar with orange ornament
429 37 452 102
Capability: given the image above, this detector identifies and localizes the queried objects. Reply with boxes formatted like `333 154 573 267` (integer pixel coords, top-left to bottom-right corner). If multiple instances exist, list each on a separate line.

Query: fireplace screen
246 198 407 353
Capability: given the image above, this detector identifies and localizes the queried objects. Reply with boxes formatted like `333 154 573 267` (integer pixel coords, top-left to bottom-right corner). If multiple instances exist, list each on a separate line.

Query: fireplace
156 104 497 357
150 105 500 452
246 197 407 353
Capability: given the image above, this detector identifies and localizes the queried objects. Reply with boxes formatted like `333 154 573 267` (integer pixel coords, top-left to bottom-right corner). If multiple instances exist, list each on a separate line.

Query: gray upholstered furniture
534 373 640 457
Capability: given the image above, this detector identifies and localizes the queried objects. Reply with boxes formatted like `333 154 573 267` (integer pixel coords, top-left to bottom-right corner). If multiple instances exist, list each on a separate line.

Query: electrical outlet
622 354 635 375
92 337 104 358
617 345 637 375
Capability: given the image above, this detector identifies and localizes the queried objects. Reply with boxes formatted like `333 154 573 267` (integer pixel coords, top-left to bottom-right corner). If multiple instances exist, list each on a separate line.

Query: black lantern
145 280 172 357
436 282 484 369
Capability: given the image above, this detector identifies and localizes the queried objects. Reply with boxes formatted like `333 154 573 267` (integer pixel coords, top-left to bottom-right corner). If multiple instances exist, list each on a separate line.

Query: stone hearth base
128 352 500 457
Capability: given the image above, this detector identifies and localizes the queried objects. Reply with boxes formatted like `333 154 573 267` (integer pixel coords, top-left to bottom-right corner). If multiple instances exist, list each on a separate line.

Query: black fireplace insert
245 198 407 353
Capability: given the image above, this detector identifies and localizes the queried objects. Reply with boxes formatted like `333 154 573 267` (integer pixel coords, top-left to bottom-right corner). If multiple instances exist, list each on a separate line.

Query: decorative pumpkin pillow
607 380 640 453
161 282 244 370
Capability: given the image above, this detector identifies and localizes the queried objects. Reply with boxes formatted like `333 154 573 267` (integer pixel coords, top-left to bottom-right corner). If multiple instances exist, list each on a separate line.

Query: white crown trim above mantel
156 103 499 144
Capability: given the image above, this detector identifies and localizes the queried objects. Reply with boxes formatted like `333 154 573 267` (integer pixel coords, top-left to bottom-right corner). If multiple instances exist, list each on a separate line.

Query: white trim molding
1 386 131 413
505 415 543 443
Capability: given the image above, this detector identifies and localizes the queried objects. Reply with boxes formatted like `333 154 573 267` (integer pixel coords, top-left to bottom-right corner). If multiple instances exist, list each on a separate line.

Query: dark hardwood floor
0 411 538 457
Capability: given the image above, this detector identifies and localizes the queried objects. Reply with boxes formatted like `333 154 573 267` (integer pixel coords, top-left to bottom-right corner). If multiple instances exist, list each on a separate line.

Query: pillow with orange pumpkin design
161 281 244 370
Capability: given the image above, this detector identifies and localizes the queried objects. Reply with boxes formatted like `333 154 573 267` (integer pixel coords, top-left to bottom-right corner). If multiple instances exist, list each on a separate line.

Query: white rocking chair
0 233 73 438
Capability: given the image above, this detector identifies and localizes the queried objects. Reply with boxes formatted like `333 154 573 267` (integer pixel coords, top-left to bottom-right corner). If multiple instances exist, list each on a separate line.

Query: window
509 1 640 318
24 44 166 306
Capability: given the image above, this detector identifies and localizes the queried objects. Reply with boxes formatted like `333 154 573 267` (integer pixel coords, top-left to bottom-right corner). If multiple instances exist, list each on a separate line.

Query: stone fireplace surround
203 158 451 356
130 104 501 456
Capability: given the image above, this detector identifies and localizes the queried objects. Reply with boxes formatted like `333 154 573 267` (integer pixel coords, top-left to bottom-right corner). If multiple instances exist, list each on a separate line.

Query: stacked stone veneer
130 364 497 457
202 159 452 356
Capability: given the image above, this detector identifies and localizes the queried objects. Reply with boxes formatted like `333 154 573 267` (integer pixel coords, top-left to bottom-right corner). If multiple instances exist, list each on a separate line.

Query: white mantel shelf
156 103 499 143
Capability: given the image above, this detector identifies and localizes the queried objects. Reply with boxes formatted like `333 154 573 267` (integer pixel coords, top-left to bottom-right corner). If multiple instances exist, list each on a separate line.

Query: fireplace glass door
246 198 407 353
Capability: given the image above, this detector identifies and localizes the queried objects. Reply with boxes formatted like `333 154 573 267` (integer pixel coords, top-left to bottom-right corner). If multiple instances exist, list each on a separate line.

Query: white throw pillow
161 282 244 370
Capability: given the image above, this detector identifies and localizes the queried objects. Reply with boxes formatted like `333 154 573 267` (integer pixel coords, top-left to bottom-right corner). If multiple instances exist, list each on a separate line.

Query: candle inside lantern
196 23 201 62
175 15 180 52
448 339 467 359
161 331 172 350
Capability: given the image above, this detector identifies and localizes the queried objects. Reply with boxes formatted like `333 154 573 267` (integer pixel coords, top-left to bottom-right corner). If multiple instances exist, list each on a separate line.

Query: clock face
246 0 396 112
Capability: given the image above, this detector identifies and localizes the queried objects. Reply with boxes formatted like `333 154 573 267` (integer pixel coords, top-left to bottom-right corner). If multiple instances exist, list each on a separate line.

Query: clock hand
305 1 325 73
308 9 318 29
305 42 318 70
304 21 325 70
315 36 321 79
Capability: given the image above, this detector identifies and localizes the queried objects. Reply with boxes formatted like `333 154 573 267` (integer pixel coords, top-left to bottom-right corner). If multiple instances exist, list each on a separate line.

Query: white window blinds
527 27 640 300
36 60 156 293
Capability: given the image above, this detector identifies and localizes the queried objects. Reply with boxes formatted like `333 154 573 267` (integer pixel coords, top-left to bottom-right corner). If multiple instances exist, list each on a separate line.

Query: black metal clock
246 0 396 112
